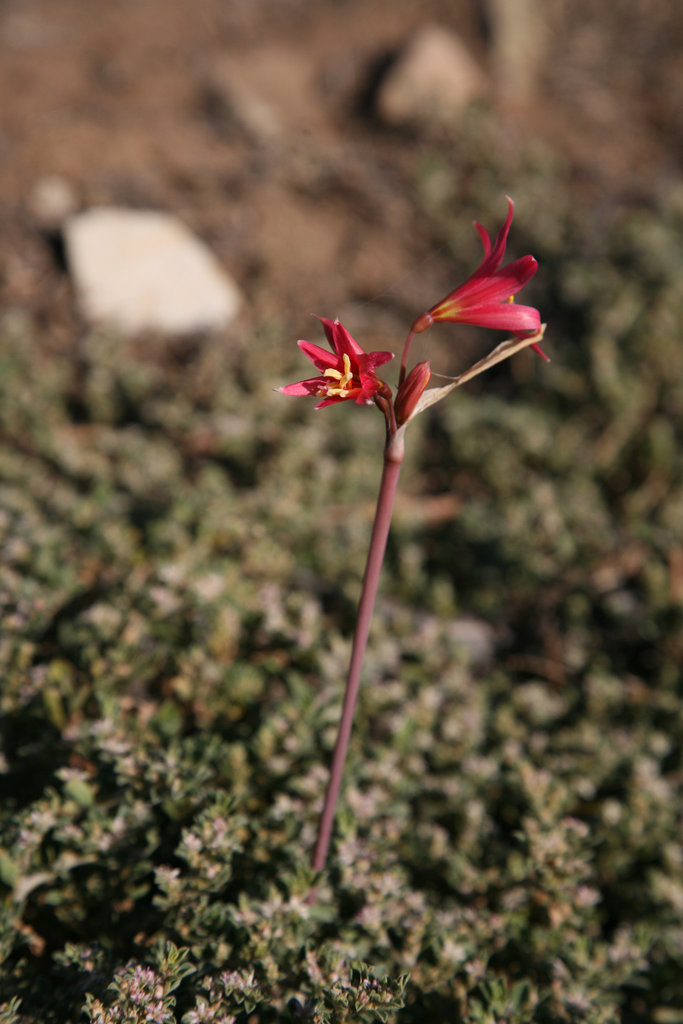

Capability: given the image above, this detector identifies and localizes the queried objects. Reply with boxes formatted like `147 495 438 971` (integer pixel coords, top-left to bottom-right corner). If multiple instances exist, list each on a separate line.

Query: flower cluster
278 198 546 430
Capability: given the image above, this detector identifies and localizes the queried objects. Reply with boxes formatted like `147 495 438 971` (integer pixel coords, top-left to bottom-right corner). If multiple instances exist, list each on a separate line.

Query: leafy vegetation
1 142 682 1022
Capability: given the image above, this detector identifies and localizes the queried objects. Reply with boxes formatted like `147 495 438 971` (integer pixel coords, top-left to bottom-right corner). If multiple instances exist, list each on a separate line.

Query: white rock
65 208 242 335
375 25 487 129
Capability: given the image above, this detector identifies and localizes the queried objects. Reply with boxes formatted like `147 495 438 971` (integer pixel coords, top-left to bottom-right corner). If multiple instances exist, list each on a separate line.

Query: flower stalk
311 429 404 872
278 198 547 882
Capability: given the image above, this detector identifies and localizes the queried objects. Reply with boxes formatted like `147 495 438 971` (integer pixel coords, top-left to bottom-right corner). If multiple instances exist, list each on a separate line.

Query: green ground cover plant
1 159 682 1021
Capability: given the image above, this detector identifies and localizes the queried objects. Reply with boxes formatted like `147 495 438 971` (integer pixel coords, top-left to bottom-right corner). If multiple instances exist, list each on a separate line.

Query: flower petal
529 341 551 362
450 256 538 309
278 377 327 396
474 221 492 259
451 301 542 332
297 339 342 372
316 316 365 359
361 350 395 371
469 196 514 280
315 390 361 409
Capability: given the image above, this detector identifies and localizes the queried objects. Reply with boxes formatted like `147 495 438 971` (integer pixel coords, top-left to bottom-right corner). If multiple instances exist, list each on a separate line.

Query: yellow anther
322 353 354 396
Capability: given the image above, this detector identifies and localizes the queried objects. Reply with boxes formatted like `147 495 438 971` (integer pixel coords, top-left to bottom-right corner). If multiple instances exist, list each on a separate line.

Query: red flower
278 317 394 409
411 198 547 358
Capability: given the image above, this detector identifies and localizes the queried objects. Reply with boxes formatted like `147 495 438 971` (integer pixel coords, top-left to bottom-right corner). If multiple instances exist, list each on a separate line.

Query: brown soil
0 0 681 351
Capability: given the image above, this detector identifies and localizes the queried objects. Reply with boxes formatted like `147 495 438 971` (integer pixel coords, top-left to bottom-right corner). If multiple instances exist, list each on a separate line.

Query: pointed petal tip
531 342 551 363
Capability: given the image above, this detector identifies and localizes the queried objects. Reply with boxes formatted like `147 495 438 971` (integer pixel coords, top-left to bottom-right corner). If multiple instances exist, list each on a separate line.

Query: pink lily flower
278 316 394 409
411 197 548 360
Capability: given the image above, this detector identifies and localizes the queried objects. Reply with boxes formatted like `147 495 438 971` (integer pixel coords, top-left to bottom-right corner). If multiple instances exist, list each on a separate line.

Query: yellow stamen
322 353 355 396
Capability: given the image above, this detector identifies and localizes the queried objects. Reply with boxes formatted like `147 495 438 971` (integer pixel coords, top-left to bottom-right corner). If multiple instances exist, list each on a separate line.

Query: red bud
394 361 431 425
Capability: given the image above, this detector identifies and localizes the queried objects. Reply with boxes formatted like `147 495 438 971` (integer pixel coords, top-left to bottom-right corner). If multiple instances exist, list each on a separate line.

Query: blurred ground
1 0 682 352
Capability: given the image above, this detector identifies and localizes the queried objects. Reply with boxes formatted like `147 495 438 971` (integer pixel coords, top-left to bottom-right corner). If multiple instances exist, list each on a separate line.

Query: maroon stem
311 430 405 873
398 330 416 387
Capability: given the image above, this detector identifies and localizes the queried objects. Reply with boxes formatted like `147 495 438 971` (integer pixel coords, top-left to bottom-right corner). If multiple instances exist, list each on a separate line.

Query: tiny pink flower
411 197 548 359
278 316 394 409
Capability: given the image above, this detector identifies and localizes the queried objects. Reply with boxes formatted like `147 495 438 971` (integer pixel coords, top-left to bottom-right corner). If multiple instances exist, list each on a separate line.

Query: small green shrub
1 163 682 1022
